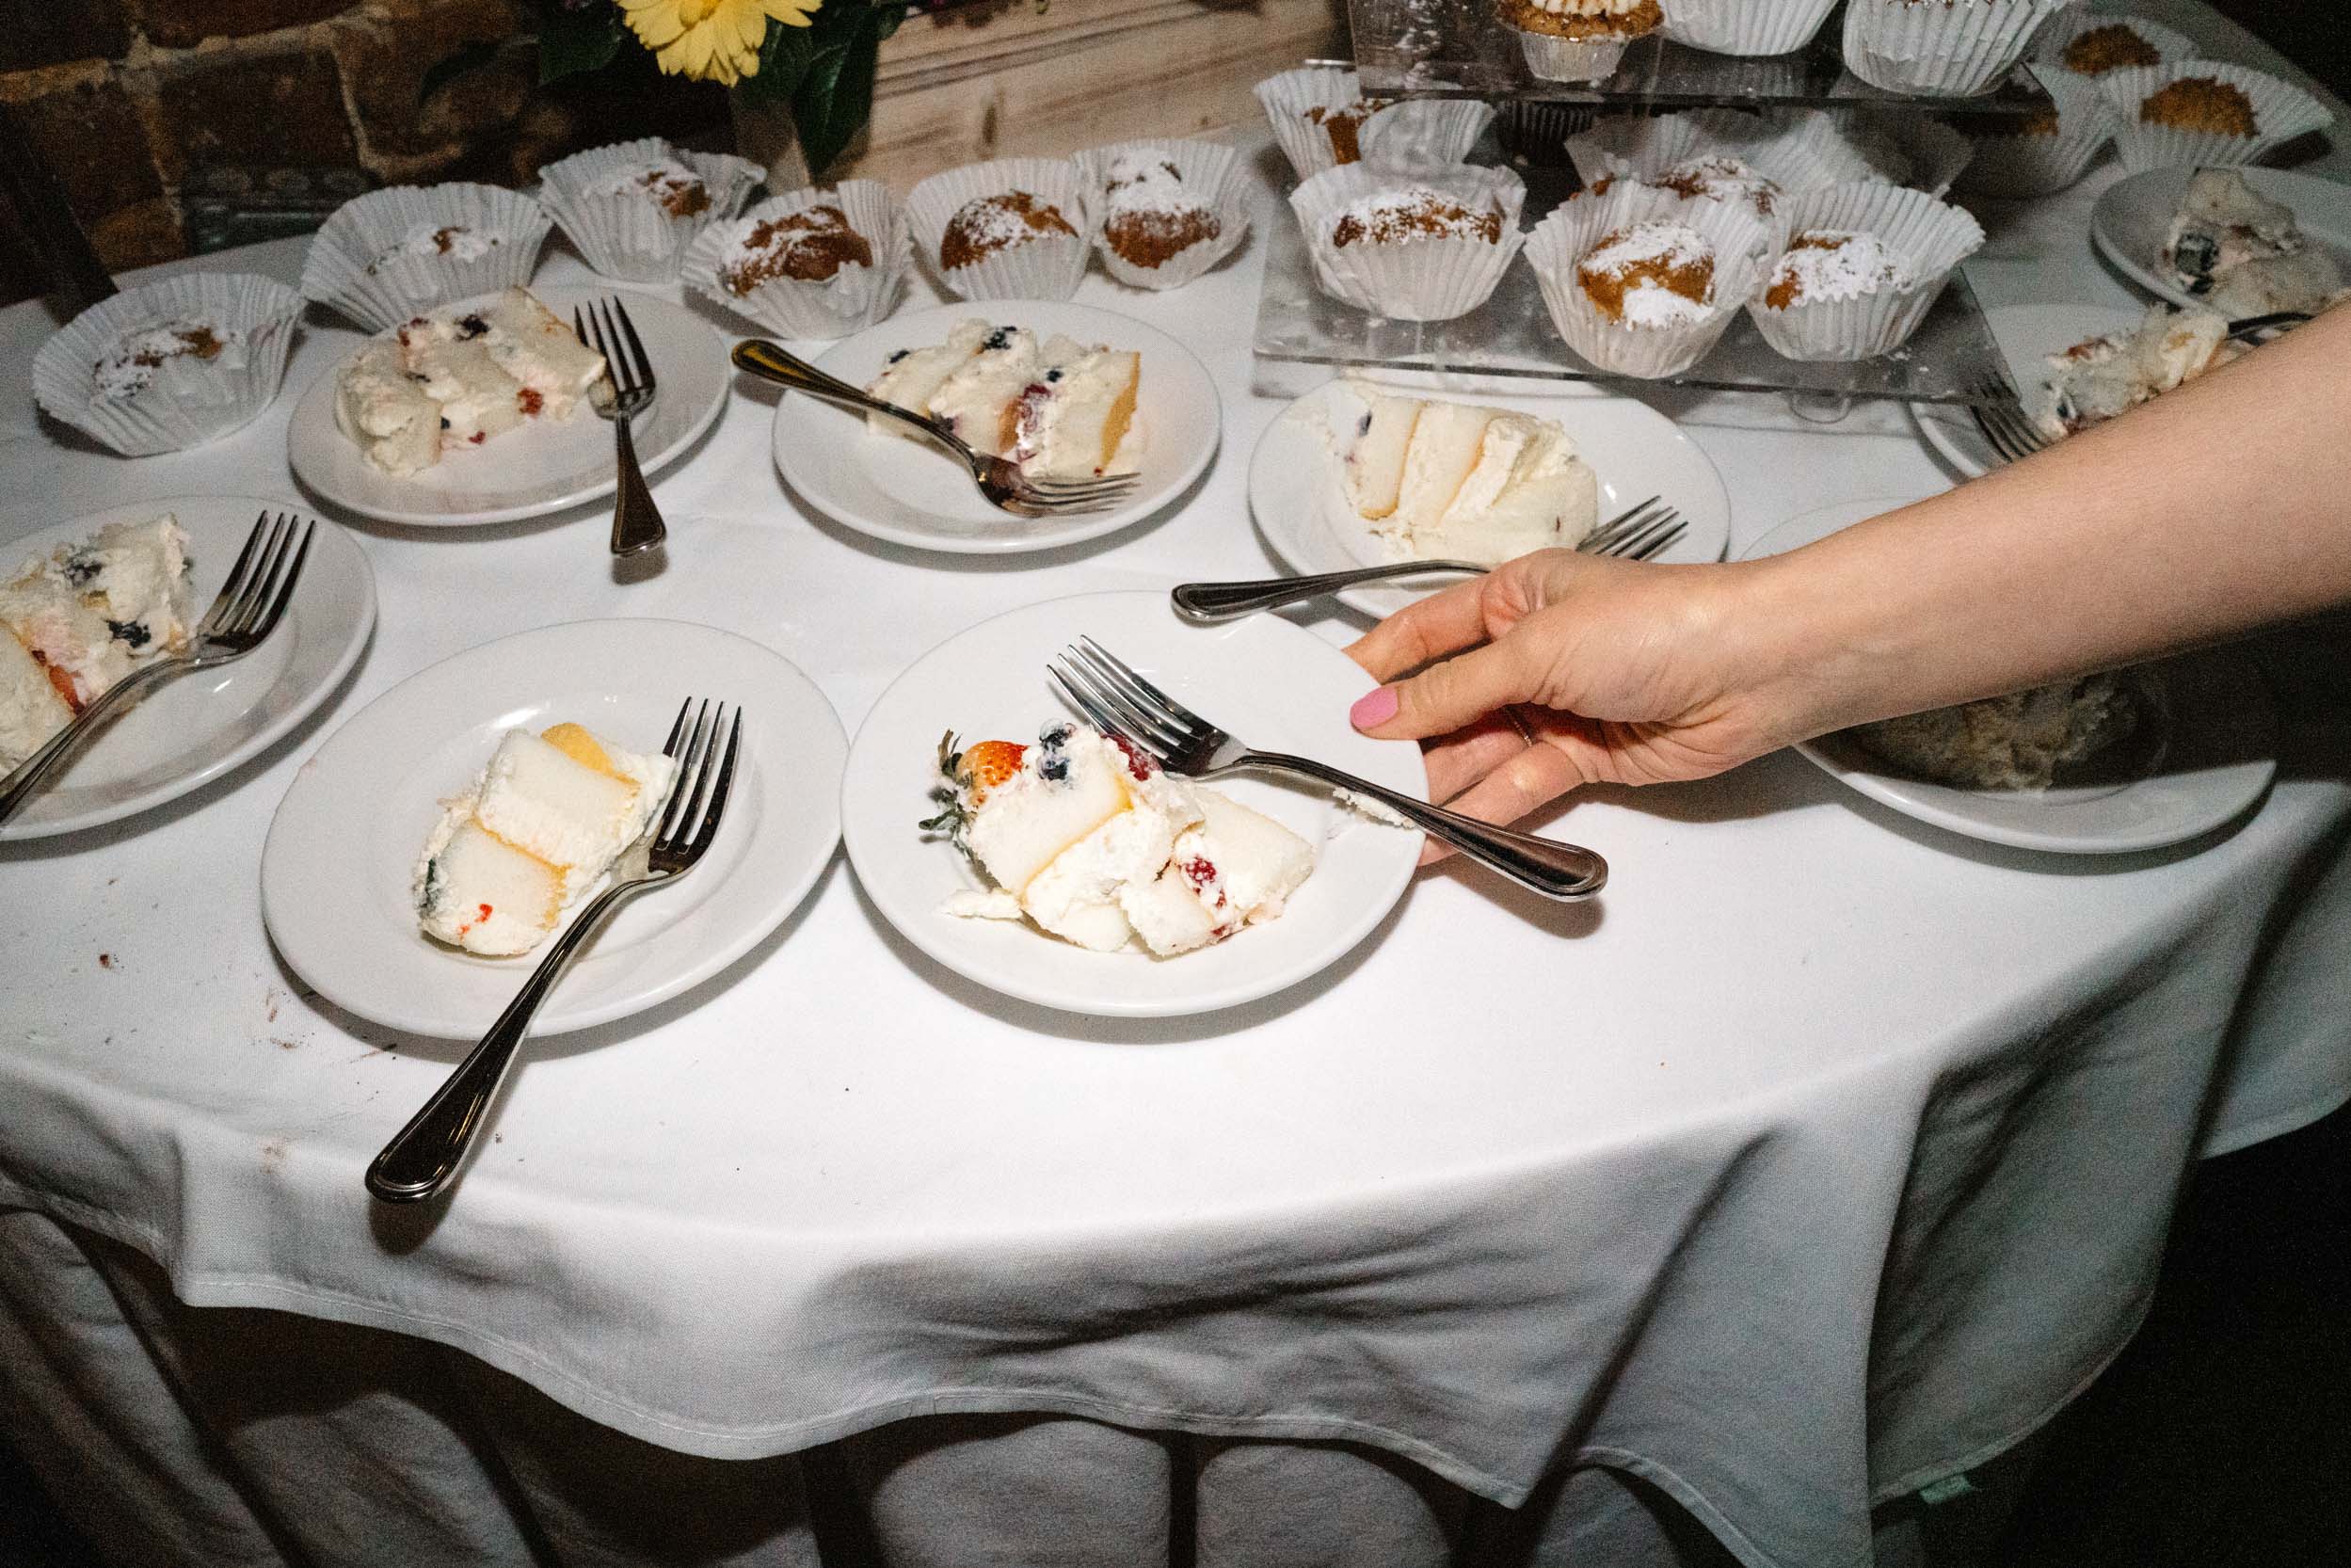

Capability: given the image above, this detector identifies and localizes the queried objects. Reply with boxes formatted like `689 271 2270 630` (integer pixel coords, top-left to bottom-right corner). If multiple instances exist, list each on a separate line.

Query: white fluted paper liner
1860 111 1975 196
300 182 551 331
906 157 1095 301
1569 107 1903 198
1841 0 2069 98
1255 66 1373 182
1073 140 1253 291
1288 163 1527 322
2033 10 2197 81
1954 72 2119 197
1523 183 1768 378
1357 100 1496 169
1660 0 1841 56
681 181 910 340
1509 23 1646 85
1748 182 1984 360
538 138 765 283
33 272 301 456
2097 60 2334 173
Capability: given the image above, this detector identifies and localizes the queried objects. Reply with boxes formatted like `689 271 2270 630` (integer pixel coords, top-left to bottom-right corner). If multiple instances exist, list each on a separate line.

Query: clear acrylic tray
1252 169 2008 408
1345 1 2055 120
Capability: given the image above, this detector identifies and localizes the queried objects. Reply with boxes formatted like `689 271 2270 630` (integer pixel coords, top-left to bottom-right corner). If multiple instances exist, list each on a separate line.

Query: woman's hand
1345 550 1806 854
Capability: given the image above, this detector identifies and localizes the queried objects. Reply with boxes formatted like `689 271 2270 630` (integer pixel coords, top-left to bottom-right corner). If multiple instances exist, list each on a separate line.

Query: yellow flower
618 0 819 88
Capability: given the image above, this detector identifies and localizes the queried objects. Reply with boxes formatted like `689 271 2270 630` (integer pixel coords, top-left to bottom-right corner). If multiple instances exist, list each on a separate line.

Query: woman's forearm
1741 304 2351 738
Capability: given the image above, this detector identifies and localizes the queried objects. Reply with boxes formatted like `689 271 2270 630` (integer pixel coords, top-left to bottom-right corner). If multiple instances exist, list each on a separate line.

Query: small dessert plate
2090 167 2351 312
769 301 1221 555
1910 301 2145 480
1743 500 2277 855
840 590 1424 1017
285 287 728 527
0 494 376 840
263 618 847 1037
1249 371 1733 620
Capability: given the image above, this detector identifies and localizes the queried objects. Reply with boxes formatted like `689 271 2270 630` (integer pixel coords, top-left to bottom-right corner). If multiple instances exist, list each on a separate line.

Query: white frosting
1580 221 1717 327
0 515 193 721
1768 231 1915 307
91 320 247 401
378 221 499 266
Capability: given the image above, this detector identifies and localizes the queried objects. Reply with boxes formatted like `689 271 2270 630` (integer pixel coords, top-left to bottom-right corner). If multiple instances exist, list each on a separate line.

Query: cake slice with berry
924 724 1313 956
0 514 195 770
1007 335 1142 479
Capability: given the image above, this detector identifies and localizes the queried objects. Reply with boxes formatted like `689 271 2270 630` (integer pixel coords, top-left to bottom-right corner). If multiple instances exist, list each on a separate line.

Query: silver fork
1967 376 2048 466
730 339 1141 518
575 298 666 558
0 509 313 827
1049 638 1607 901
365 700 744 1205
1170 497 1687 623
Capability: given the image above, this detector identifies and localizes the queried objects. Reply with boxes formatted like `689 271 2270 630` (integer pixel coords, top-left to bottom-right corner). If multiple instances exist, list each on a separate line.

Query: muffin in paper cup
1356 100 1496 169
1255 66 1383 182
1952 72 2119 197
539 137 765 283
1074 139 1252 291
33 272 302 456
1500 0 1663 85
2034 10 2198 83
682 181 910 340
1524 183 1767 378
1841 0 2070 99
300 182 551 331
1289 163 1527 322
906 157 1094 301
2098 60 2334 174
1660 0 1842 57
1748 181 1984 361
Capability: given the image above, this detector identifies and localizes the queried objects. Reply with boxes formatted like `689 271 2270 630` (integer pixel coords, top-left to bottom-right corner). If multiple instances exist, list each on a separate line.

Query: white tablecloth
4 5 2347 1564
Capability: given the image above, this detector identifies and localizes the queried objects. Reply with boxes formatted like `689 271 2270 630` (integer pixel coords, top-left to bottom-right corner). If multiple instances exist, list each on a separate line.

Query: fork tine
611 297 656 392
224 512 295 635
664 702 726 850
1054 654 1187 750
1020 472 1140 497
1073 637 1205 740
1065 644 1190 743
198 511 272 635
1581 495 1664 553
661 696 694 757
1048 667 1151 758
1624 520 1686 561
243 519 315 644
683 709 741 856
1605 511 1682 559
658 701 712 842
597 300 637 395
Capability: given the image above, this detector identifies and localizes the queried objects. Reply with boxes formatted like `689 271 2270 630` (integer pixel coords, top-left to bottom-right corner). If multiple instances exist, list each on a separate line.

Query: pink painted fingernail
1350 686 1399 729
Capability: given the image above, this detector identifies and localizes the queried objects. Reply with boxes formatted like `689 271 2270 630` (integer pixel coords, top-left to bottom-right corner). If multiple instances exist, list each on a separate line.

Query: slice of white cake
1340 387 1422 521
1424 418 1599 564
1009 338 1141 479
334 338 441 477
1334 389 1602 567
0 514 193 720
474 287 606 417
0 627 73 773
865 318 993 434
401 326 526 448
1386 401 1494 543
925 326 1043 457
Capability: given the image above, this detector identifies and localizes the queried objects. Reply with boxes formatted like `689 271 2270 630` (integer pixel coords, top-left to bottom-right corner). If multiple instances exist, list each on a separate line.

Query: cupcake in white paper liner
34 272 302 456
1524 183 1767 378
2097 60 2333 174
1074 140 1252 291
1841 0 2069 99
1952 72 2119 197
538 138 765 283
1288 163 1527 322
2033 10 2198 83
906 157 1094 301
1356 100 1496 170
682 181 910 340
1660 0 1842 57
1255 66 1385 182
1748 182 1984 361
300 182 551 331
1499 0 1664 84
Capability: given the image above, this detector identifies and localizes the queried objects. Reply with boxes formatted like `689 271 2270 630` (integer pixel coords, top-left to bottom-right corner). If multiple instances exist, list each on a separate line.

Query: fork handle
609 411 666 557
1247 750 1608 901
0 656 183 827
365 875 661 1204
1171 563 1485 622
730 340 976 463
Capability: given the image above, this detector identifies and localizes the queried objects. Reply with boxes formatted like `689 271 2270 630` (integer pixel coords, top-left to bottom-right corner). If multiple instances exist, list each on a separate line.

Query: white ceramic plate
0 495 376 840
2091 166 2351 312
1911 302 2146 479
286 287 728 526
840 590 1423 1016
263 619 846 1036
770 301 1221 555
1248 372 1733 620
1742 500 2277 855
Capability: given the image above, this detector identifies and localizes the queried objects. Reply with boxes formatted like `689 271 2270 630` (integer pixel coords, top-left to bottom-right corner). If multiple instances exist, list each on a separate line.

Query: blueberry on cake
2163 168 2345 318
2138 78 2260 138
413 722 678 956
1762 230 1915 312
1334 383 1599 566
925 726 1315 956
938 192 1080 271
333 286 606 477
0 515 194 771
1575 221 1717 326
723 204 875 291
1330 187 1506 248
1099 154 1222 271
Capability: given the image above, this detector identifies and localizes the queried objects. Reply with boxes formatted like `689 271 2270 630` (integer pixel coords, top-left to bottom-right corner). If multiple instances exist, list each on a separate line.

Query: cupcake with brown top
2098 60 2333 174
1500 0 1663 84
1290 162 1527 321
683 180 912 340
1077 139 1253 291
538 138 763 284
2033 11 2196 82
1841 0 2068 99
1748 182 1983 361
908 157 1095 301
2138 77 2259 136
1525 182 1767 377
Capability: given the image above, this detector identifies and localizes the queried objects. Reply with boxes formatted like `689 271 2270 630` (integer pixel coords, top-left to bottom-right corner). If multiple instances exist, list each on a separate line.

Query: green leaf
538 3 625 84
792 10 887 174
745 18 820 105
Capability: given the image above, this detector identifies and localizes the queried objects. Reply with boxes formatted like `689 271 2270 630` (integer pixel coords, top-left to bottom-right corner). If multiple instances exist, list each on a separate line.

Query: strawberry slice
956 740 1028 805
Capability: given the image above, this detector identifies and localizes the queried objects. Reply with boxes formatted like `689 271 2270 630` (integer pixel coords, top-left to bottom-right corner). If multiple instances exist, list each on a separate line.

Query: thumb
1349 634 1543 742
